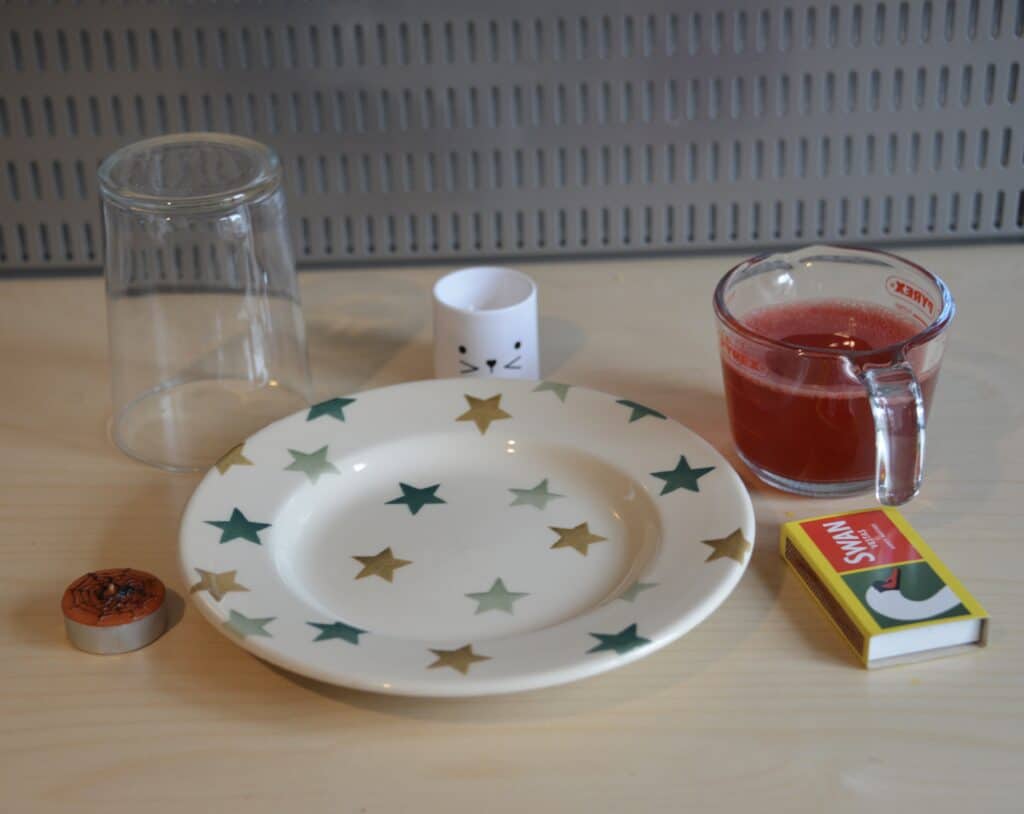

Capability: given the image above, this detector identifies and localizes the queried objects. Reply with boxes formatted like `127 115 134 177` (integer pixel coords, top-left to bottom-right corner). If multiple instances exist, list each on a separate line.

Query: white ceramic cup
433 266 539 380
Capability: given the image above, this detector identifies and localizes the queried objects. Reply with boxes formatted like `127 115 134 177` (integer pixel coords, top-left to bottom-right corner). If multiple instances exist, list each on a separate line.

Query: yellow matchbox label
780 508 988 665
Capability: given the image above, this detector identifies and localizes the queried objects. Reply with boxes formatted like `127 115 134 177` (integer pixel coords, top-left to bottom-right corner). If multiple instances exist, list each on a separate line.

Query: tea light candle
61 568 167 654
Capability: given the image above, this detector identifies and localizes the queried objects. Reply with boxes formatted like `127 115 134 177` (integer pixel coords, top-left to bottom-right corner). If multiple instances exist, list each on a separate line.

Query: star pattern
386 482 446 515
307 397 356 422
427 644 491 674
619 580 658 602
466 578 530 614
308 620 367 645
616 399 667 423
188 384 745 682
532 381 572 402
549 522 608 555
508 478 564 510
701 528 752 564
285 446 340 484
651 455 715 495
215 443 253 474
223 609 275 638
205 508 271 545
587 623 650 655
456 394 512 434
353 547 412 582
189 569 249 602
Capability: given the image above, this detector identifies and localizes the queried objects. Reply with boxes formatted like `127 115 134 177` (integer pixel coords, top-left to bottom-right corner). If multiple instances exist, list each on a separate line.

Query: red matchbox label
800 510 923 573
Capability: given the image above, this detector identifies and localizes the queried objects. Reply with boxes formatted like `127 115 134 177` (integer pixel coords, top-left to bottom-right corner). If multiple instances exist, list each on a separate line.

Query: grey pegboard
0 0 1022 272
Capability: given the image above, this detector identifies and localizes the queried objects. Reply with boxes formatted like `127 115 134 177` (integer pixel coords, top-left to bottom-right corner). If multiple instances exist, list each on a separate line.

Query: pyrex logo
886 276 934 317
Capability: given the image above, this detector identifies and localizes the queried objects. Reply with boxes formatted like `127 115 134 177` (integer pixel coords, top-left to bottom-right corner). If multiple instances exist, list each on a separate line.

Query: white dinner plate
179 378 755 696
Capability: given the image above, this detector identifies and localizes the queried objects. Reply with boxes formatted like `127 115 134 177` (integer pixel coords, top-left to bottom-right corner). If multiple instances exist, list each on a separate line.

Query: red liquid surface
721 300 938 484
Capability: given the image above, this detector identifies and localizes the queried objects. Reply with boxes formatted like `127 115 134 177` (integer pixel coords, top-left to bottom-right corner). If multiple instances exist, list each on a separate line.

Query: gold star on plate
549 522 608 556
189 568 249 601
701 528 752 564
353 547 412 582
427 644 491 675
456 394 511 435
215 443 253 474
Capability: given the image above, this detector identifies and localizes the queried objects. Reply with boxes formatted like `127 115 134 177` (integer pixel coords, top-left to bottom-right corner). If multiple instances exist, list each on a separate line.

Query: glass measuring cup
713 245 955 506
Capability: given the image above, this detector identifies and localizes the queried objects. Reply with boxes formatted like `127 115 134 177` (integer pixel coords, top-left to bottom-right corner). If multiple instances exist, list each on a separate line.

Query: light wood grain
1 246 1021 813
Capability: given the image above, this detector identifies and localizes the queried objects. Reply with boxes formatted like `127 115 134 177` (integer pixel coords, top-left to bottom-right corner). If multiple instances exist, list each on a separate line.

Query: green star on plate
619 580 658 602
307 397 356 422
616 399 667 423
205 508 271 545
651 455 715 495
308 620 366 645
509 478 565 510
465 578 530 614
223 609 275 638
285 445 340 484
532 381 572 402
586 623 651 655
386 482 446 515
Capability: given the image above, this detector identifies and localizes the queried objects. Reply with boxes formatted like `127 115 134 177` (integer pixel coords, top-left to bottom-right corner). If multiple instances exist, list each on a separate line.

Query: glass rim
712 243 956 360
98 132 281 214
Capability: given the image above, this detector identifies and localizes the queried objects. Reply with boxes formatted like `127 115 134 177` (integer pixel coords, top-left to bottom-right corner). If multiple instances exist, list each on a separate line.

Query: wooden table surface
1 245 1021 813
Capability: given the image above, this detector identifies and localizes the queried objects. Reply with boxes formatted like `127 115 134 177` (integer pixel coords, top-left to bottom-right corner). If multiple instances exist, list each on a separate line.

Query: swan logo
842 562 968 628
801 510 921 574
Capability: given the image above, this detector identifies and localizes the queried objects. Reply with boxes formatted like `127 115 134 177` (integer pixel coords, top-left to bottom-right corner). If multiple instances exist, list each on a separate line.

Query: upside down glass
99 133 311 471
713 245 954 506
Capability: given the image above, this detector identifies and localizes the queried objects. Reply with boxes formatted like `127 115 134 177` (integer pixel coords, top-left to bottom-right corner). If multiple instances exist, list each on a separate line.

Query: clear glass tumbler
99 133 311 471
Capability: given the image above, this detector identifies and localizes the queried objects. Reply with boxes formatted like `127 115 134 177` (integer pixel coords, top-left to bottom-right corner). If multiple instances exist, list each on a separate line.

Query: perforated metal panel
1 0 1022 271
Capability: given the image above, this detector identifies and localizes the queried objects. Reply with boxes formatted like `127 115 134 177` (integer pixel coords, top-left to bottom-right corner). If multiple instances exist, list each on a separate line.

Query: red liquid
721 301 938 484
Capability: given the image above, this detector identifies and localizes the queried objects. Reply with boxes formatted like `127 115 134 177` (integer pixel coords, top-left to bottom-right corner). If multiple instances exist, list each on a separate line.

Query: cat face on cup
457 338 525 376
432 266 539 381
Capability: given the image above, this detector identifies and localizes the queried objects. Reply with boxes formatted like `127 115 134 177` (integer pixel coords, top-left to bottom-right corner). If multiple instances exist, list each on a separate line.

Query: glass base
112 378 309 472
737 449 874 499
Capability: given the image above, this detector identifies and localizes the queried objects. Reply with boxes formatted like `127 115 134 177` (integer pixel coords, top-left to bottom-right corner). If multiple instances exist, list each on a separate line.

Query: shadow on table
262 641 718 723
303 273 431 395
539 315 587 376
747 513 855 668
306 311 588 395
12 473 194 655
13 586 186 651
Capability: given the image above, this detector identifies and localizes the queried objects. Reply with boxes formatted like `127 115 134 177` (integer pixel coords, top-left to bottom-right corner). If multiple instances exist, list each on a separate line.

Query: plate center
271 434 661 643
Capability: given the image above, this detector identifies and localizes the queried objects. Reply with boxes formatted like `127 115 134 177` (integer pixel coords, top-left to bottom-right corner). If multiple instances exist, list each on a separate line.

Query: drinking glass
713 245 955 505
99 133 311 471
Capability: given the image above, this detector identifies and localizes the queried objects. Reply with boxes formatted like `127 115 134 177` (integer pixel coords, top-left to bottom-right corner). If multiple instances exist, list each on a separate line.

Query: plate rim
179 378 755 697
